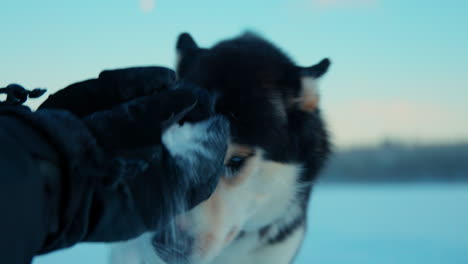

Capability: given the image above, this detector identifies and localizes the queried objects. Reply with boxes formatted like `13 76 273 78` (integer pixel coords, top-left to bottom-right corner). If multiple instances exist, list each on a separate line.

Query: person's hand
38 66 228 210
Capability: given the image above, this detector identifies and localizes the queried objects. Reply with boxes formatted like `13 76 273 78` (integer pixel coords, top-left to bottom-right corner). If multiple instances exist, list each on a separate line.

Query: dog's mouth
151 226 244 264
152 228 195 264
151 199 246 264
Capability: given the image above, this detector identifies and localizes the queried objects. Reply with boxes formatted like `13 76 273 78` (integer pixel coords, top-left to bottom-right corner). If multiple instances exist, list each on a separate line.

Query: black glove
39 66 225 211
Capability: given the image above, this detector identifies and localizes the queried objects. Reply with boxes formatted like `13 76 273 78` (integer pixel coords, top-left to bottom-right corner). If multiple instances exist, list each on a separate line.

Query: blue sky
1 0 467 147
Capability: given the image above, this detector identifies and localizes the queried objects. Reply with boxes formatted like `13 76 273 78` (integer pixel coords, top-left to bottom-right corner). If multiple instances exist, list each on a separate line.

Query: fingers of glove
83 89 198 150
173 83 216 124
98 67 175 101
159 84 216 130
162 115 230 208
39 79 101 117
39 67 176 117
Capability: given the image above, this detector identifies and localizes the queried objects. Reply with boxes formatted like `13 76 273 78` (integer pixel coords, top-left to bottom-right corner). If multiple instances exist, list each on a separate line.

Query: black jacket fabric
0 109 61 264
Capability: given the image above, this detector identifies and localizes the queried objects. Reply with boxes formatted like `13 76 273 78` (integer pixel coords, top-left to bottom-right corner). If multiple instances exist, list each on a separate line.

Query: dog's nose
152 228 194 264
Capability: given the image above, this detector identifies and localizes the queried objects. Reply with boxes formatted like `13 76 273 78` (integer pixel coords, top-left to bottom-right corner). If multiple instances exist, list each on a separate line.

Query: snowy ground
34 184 468 264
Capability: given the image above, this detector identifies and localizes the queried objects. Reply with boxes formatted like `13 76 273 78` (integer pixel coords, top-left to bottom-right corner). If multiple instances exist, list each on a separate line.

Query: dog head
152 32 331 264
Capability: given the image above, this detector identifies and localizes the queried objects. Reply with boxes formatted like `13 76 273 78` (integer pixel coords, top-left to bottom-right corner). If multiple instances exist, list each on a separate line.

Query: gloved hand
0 67 229 254
39 66 226 208
39 67 226 209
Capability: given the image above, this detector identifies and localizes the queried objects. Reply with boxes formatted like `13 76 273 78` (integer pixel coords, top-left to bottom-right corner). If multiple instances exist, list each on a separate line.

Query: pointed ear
176 32 199 54
302 58 330 78
294 58 331 112
175 33 202 78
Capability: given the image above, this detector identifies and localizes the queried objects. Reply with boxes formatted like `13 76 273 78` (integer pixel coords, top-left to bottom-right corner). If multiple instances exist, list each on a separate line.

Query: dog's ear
294 58 330 112
176 33 199 55
175 33 202 79
302 58 330 79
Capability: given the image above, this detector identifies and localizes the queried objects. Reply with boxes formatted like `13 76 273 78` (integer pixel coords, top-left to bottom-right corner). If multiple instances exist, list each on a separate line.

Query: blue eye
226 156 247 171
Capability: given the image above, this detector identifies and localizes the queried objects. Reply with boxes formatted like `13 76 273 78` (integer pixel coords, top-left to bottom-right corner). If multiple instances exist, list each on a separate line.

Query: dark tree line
318 141 468 183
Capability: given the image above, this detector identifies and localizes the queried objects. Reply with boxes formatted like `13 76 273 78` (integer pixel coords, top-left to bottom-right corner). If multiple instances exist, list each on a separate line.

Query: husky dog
110 32 331 264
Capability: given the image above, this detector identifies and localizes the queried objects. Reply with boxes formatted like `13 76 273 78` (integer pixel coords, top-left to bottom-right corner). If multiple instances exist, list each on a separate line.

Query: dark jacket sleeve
0 105 163 263
0 108 63 264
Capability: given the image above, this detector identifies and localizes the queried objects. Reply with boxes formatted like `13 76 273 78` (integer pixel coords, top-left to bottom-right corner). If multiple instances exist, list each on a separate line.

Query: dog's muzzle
152 227 195 264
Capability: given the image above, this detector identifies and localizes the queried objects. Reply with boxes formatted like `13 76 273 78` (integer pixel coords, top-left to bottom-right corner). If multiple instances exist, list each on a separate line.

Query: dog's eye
226 156 247 171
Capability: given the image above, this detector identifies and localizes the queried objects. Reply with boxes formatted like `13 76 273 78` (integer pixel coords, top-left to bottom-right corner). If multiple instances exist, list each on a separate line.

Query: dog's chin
153 228 241 264
152 244 212 264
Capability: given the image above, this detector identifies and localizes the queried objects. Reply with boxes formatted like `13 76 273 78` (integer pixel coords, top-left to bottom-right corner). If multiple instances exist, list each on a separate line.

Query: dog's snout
152 228 194 264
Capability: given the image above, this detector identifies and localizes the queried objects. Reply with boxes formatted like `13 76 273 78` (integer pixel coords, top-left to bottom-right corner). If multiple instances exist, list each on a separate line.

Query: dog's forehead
181 34 301 160
189 37 295 118
187 35 300 95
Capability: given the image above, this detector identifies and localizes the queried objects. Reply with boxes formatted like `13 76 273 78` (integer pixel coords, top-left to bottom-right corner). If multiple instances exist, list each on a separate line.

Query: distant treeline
318 142 468 183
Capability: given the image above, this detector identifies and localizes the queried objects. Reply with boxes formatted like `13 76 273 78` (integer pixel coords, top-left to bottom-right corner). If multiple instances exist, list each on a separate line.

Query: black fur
177 32 330 177
259 217 305 244
176 32 331 246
